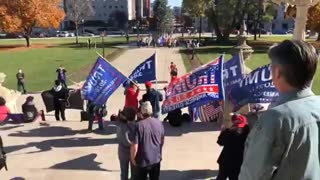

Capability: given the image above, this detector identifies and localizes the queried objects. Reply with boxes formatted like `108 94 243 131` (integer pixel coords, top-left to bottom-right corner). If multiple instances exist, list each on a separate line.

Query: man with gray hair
239 40 320 180
131 101 165 180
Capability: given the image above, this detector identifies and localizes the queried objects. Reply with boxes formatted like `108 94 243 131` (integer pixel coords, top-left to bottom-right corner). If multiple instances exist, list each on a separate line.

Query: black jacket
217 125 250 170
51 86 68 106
145 88 163 114
22 102 38 121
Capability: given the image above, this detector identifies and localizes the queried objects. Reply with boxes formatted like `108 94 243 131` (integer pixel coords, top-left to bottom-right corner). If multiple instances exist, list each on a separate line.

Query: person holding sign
239 40 320 180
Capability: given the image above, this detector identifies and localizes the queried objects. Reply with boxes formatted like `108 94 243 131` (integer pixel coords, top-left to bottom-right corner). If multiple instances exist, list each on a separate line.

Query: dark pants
54 103 66 121
118 147 135 180
88 114 103 131
217 165 240 180
134 163 161 180
17 82 26 94
59 80 67 88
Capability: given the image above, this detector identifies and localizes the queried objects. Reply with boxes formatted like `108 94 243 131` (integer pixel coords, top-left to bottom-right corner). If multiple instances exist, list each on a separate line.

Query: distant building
173 6 182 17
263 4 295 34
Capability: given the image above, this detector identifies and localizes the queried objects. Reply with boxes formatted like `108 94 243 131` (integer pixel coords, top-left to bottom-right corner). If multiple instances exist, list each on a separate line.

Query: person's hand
131 159 137 166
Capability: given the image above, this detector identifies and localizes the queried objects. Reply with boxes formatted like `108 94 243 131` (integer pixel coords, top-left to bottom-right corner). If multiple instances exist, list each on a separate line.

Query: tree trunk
25 35 31 47
75 24 79 44
254 21 258 40
317 32 320 41
199 17 202 41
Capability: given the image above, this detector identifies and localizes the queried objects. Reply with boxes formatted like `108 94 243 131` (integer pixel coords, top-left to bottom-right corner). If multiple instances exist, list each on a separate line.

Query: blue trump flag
223 54 244 90
128 53 156 83
228 64 279 112
162 55 224 114
82 57 127 105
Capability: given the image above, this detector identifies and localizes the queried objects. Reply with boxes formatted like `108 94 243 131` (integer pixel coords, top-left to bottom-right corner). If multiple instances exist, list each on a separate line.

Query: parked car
57 31 69 37
81 32 95 37
68 32 75 37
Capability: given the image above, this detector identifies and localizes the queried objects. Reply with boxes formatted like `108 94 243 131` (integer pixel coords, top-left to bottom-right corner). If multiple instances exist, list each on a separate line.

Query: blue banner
223 54 244 90
228 64 279 112
128 53 156 83
82 57 127 106
162 56 225 114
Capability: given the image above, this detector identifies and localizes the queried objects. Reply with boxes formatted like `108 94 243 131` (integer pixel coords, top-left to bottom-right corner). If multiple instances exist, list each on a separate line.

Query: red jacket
125 87 139 111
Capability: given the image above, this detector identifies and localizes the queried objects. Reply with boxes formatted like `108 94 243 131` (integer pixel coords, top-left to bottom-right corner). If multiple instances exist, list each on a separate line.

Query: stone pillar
0 72 21 113
293 5 309 40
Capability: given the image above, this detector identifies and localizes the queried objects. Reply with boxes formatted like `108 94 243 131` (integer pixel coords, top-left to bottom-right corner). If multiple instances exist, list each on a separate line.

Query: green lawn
0 36 132 91
180 39 320 95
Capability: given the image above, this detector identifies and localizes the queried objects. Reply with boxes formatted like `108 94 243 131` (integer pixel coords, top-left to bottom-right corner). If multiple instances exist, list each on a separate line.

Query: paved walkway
1 47 221 180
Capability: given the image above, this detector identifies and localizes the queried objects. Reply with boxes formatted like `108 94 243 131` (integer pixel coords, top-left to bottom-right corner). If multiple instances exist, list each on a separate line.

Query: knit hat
231 114 247 128
26 96 34 101
145 81 152 88
141 101 153 116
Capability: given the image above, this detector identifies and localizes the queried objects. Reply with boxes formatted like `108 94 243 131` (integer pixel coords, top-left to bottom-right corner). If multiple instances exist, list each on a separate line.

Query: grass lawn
0 36 132 91
180 36 320 95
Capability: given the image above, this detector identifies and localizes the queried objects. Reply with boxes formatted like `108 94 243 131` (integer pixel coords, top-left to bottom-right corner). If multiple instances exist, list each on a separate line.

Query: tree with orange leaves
0 0 65 47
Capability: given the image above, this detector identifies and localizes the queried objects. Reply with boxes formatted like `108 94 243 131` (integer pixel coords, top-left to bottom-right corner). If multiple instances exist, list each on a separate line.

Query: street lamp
271 0 320 40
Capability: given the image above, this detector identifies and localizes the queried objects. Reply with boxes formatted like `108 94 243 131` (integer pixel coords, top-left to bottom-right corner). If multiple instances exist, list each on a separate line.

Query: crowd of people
1 39 320 180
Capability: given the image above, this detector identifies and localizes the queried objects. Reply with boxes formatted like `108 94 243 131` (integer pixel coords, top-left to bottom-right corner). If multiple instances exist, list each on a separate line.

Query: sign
228 64 279 111
162 56 224 114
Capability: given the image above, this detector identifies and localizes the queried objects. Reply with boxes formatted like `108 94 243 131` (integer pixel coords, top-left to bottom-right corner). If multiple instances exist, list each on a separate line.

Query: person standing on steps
16 68 27 94
125 81 140 112
51 80 68 121
144 81 163 118
87 100 105 131
56 65 67 88
131 102 165 180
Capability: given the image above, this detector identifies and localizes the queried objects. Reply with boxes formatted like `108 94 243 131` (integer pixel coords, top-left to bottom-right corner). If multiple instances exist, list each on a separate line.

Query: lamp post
101 31 106 57
271 0 320 41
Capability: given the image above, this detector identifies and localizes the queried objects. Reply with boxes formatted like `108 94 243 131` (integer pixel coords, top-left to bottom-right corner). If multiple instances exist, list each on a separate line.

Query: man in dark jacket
16 68 27 94
52 80 68 121
144 81 163 118
87 100 105 131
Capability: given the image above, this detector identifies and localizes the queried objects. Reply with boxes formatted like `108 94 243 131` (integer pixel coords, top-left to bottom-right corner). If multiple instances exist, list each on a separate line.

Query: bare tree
65 0 94 44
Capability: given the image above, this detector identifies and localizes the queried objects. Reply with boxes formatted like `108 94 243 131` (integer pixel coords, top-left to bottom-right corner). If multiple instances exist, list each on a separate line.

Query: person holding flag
125 81 140 112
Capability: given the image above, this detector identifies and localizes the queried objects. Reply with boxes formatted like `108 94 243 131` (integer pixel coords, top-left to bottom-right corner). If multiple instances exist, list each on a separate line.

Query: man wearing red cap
144 81 163 118
125 81 140 112
217 114 250 180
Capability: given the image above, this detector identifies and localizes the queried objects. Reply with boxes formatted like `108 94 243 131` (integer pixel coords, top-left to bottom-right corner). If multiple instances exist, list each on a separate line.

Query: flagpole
239 49 251 113
155 50 158 90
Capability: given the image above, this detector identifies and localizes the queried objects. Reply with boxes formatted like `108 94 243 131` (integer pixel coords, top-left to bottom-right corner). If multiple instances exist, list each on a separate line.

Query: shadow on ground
164 122 220 137
49 153 111 171
5 137 117 154
161 169 218 180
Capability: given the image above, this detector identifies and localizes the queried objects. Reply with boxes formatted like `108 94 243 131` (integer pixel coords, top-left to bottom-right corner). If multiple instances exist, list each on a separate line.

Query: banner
223 54 244 90
162 56 224 114
41 89 84 113
228 64 279 112
82 57 127 106
124 53 156 86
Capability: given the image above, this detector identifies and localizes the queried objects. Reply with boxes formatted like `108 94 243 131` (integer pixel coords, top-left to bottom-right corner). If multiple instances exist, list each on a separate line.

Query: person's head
231 114 247 128
268 40 318 93
171 62 174 65
142 94 148 102
145 81 152 90
26 96 34 103
141 101 153 118
0 96 6 106
119 107 136 122
18 68 22 73
55 80 61 86
59 65 63 69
